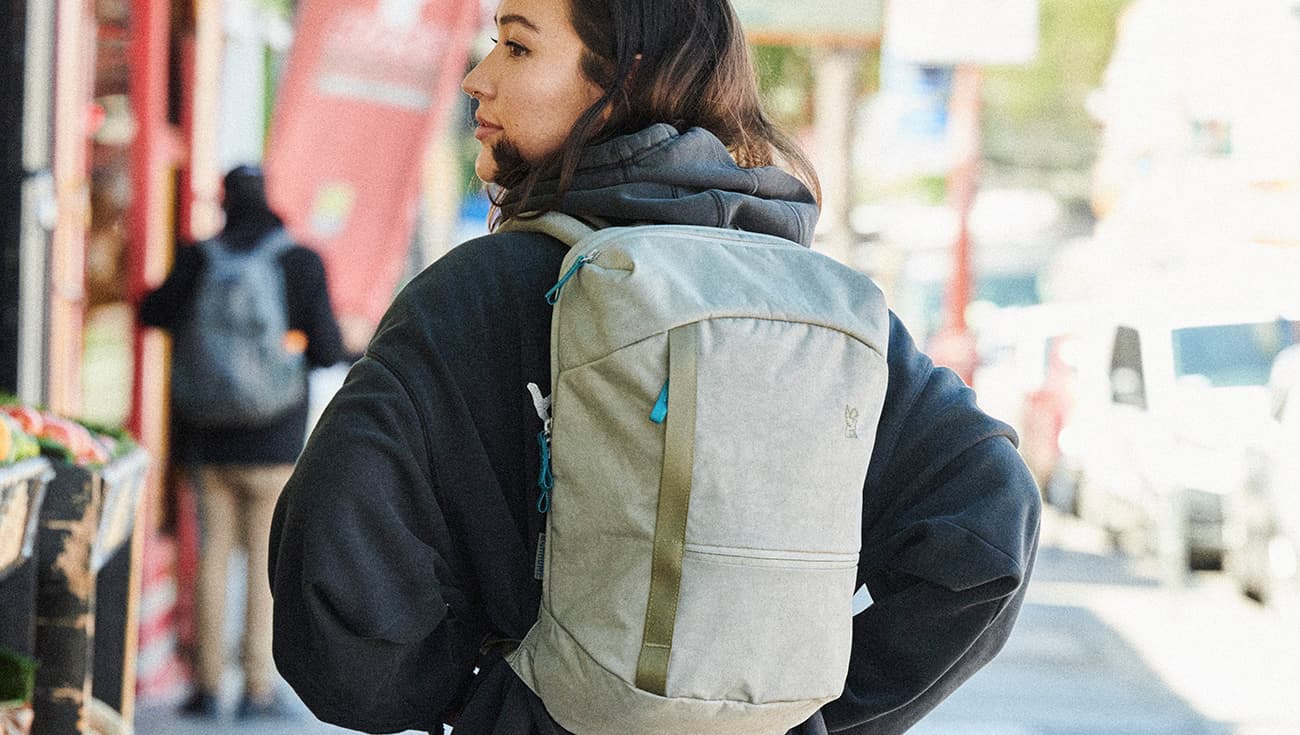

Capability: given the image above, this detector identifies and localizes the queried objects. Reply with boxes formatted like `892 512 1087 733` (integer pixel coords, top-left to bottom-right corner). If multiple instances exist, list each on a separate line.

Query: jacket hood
520 124 820 246
220 165 284 249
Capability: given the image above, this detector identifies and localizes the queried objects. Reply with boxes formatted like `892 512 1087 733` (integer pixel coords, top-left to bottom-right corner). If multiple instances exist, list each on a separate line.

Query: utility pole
880 0 1038 386
929 64 982 385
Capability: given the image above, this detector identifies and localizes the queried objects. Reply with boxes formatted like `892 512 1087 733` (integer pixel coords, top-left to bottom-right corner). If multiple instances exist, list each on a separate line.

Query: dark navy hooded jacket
268 124 1041 734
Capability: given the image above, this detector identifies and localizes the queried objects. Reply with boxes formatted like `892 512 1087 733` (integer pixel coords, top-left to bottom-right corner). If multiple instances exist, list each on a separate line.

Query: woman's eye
488 35 529 57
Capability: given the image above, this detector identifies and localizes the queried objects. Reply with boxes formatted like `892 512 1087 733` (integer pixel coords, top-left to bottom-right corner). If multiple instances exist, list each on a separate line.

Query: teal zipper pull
536 430 553 513
545 251 599 305
527 382 554 513
649 379 669 423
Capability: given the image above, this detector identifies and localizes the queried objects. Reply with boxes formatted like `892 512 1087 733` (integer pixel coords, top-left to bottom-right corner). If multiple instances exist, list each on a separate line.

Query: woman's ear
596 54 642 126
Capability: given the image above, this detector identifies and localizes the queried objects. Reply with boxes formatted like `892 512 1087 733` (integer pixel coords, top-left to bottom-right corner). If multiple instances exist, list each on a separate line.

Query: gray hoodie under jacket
269 124 1041 735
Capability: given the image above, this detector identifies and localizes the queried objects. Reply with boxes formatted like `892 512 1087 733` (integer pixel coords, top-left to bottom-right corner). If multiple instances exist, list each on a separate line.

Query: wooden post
30 449 149 735
31 465 102 734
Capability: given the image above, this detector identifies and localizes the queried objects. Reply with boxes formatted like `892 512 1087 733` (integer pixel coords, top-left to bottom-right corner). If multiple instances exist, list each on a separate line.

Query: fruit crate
89 449 149 573
0 458 53 584
0 458 54 663
30 446 150 734
0 459 52 735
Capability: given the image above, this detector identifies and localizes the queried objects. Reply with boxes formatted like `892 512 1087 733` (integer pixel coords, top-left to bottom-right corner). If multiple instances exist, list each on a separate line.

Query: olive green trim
498 211 596 247
635 324 698 695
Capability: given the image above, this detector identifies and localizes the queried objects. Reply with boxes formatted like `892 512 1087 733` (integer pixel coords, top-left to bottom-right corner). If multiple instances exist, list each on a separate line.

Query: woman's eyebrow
495 13 540 32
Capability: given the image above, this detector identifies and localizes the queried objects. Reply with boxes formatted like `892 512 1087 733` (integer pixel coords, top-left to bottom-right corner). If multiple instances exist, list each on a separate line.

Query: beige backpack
499 213 889 735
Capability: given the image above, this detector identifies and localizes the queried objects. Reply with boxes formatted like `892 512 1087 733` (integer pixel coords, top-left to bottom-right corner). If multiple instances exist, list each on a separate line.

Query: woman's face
462 0 604 184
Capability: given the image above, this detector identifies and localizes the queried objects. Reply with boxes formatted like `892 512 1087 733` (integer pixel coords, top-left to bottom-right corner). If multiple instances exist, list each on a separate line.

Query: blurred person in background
268 0 1041 733
139 165 349 720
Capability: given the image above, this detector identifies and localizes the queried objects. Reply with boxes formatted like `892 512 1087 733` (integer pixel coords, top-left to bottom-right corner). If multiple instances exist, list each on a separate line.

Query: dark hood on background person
515 124 821 246
221 165 284 249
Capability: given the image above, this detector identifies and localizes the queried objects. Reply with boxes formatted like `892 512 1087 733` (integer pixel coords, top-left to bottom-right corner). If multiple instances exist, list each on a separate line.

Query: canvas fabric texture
498 213 890 735
171 229 306 428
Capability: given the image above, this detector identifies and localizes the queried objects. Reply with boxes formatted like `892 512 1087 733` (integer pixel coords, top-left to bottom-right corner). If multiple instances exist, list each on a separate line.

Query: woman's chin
474 154 498 185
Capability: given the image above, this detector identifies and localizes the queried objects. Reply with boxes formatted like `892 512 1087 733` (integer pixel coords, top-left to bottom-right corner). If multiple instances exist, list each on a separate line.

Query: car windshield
1170 320 1299 387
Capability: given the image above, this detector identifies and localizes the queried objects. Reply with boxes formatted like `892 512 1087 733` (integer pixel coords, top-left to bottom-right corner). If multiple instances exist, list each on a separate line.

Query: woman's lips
474 121 502 141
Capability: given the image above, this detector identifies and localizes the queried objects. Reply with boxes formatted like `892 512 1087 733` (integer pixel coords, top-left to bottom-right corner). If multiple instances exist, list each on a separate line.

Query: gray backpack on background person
171 229 305 428
498 213 890 735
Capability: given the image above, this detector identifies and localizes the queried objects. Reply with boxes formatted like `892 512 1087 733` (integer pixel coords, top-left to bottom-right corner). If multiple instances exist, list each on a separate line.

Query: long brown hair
491 0 820 224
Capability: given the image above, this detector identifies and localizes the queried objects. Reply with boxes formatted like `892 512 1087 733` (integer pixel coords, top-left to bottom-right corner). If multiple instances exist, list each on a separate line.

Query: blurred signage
265 0 478 327
865 58 953 178
731 0 883 45
885 0 1038 65
1253 181 1300 247
888 61 952 141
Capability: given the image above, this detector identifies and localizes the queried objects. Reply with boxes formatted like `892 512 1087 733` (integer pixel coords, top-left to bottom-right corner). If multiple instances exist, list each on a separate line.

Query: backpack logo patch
845 405 861 439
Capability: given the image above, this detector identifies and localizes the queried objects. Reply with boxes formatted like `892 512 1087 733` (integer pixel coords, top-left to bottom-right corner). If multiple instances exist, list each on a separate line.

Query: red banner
265 0 479 331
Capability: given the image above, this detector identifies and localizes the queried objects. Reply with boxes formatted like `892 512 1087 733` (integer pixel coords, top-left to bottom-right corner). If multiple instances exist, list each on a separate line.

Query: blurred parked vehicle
1047 299 1297 570
1225 344 1300 613
1018 332 1080 492
967 302 1088 489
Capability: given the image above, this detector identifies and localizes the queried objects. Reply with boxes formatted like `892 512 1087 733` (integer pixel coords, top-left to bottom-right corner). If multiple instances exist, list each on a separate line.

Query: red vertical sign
265 0 478 329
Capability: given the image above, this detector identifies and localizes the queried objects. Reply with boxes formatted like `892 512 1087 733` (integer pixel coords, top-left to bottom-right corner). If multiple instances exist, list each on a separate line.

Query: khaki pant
192 464 294 698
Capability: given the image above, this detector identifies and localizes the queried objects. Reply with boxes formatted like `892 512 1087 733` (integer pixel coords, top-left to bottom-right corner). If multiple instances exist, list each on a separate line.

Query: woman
268 1 1040 733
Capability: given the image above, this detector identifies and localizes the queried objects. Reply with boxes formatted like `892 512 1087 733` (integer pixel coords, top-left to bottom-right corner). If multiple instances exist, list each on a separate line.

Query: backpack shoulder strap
497 211 597 248
254 227 298 259
196 238 224 259
197 229 295 263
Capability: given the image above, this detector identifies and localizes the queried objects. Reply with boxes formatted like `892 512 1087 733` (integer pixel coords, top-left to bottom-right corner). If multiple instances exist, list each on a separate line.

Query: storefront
0 0 242 713
2 1 481 723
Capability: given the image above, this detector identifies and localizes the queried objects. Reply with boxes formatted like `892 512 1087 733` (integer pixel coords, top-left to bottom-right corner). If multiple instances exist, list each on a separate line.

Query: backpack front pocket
667 544 858 702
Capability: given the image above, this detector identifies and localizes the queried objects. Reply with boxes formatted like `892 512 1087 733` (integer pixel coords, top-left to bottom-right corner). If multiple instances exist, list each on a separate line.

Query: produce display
0 404 144 735
0 398 135 468
0 413 39 466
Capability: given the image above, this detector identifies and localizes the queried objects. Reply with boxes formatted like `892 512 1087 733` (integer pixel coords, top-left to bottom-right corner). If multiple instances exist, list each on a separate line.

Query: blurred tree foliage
980 0 1128 198
752 45 880 134
258 0 294 13
750 0 1126 202
753 45 816 130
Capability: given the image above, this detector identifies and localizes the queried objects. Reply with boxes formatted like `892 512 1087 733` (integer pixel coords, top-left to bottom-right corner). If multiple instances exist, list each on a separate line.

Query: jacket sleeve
270 233 564 734
281 246 350 368
822 313 1041 734
268 351 482 733
137 245 203 330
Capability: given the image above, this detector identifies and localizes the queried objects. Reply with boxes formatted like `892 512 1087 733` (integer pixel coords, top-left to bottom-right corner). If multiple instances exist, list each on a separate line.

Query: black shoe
178 689 219 718
236 690 294 720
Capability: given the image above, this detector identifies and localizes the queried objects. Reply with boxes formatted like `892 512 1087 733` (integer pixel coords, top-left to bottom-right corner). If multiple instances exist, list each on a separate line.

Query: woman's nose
462 58 490 100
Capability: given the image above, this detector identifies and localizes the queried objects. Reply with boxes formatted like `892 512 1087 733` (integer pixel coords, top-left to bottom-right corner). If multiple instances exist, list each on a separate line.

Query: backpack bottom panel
508 604 833 735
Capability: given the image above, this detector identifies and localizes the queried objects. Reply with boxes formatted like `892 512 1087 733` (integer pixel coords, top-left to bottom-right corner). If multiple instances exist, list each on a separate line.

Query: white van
1051 299 1297 570
1225 343 1300 610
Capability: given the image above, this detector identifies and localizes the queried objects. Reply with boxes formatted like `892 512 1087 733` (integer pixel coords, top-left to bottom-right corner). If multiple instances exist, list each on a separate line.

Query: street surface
134 507 1300 734
913 508 1300 735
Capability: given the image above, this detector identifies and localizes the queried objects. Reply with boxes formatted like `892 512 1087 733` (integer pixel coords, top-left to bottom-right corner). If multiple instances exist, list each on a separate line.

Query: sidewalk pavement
129 542 430 735
134 688 350 735
133 678 436 735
